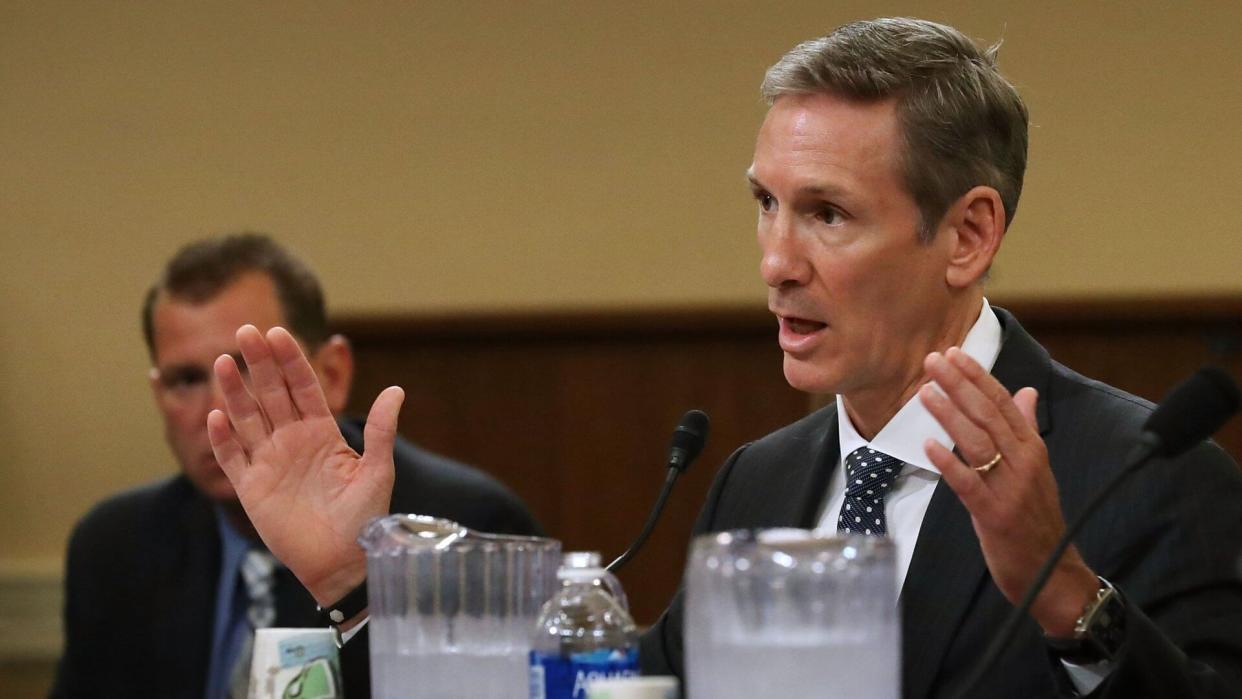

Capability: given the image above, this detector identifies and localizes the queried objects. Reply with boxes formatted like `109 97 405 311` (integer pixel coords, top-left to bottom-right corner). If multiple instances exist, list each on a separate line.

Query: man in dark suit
198 18 1242 698
52 233 542 699
634 18 1242 697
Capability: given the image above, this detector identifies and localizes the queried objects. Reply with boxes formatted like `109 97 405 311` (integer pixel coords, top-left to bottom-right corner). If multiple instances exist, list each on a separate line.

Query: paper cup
585 675 680 699
248 628 342 699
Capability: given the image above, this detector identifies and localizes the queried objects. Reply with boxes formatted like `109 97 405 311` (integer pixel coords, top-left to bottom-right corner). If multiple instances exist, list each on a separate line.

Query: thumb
1014 386 1039 428
363 386 405 463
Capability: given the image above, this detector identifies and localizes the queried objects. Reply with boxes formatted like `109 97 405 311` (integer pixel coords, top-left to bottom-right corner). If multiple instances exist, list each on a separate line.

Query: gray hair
762 17 1028 241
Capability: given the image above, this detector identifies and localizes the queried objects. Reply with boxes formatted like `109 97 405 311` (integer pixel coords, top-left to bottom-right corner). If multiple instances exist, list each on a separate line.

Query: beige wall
1 0 1240 631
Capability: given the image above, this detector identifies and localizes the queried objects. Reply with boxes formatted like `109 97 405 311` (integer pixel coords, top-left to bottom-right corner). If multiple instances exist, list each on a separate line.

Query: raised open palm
206 324 404 604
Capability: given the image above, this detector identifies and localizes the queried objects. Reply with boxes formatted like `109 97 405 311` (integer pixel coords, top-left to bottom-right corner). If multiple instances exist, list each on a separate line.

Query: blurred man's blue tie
228 549 277 699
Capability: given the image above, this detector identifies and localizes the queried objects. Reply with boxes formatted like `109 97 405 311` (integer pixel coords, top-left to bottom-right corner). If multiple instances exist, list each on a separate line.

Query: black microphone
607 410 711 573
1139 366 1240 457
957 367 1241 697
667 409 711 472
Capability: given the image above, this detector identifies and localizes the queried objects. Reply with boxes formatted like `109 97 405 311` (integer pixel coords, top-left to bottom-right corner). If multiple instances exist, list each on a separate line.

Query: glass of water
685 528 899 698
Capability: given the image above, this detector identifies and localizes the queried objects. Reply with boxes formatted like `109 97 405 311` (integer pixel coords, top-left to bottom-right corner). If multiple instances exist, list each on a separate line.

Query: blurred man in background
52 233 542 699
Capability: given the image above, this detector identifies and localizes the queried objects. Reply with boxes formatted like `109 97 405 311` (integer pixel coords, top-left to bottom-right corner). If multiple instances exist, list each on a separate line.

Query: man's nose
206 373 229 414
759 215 811 288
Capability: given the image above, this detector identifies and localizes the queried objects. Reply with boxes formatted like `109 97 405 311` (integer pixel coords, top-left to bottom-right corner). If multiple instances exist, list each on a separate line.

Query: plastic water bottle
529 552 640 699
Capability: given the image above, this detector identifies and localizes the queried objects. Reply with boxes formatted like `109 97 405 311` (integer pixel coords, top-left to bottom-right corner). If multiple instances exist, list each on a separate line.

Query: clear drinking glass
360 515 561 699
685 528 899 698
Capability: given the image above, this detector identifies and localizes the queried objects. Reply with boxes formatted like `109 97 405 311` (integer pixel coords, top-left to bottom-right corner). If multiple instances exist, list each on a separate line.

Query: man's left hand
919 347 1098 637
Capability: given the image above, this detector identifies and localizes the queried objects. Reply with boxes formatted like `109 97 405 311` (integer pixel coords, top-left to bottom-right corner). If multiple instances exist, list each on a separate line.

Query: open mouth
777 315 829 354
784 316 827 335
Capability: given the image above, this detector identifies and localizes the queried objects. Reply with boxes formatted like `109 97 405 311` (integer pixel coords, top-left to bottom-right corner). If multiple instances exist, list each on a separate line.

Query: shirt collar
214 505 254 566
836 298 1003 475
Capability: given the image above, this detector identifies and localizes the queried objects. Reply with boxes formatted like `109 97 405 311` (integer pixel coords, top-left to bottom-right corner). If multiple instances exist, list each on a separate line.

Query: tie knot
843 447 902 498
240 549 276 590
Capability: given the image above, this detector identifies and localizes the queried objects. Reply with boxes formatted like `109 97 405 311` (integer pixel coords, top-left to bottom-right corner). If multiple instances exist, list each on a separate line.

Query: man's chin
782 356 842 396
213 489 241 504
191 476 240 505
183 459 238 501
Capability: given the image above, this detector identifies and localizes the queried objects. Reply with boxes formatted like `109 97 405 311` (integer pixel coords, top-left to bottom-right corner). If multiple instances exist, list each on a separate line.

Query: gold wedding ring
974 452 1003 473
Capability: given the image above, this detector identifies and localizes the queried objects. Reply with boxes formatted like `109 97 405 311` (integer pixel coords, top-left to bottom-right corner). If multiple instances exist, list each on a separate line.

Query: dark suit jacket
52 418 542 699
640 309 1242 697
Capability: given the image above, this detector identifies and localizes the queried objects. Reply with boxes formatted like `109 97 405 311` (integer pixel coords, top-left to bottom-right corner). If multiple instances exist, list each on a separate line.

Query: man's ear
311 334 355 415
942 185 1006 289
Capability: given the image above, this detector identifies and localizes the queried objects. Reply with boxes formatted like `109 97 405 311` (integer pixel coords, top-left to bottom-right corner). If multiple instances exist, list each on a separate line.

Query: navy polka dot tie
837 447 903 536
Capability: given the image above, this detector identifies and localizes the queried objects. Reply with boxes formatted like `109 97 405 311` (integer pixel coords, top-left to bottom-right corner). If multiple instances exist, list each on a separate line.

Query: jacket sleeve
1084 440 1242 698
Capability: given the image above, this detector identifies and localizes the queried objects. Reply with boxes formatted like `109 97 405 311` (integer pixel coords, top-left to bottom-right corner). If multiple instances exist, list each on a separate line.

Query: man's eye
755 192 776 212
817 207 843 225
162 369 208 389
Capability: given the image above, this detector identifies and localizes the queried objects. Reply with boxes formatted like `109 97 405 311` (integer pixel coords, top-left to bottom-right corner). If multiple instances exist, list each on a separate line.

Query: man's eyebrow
745 171 848 199
796 184 845 198
159 352 245 374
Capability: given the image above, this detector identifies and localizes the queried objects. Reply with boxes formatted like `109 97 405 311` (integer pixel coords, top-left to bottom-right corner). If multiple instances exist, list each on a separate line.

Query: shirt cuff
1061 656 1112 695
339 615 370 645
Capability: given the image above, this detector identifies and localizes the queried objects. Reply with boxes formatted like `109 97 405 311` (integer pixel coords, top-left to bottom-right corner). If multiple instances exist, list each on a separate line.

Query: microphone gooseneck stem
607 467 681 573
954 433 1161 697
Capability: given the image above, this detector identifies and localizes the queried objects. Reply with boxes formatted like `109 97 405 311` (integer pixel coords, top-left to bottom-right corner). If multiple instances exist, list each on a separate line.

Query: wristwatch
1045 576 1127 665
317 580 369 627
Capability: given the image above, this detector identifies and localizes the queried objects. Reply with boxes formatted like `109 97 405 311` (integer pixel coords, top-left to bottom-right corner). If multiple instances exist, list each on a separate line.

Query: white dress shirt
815 298 1003 593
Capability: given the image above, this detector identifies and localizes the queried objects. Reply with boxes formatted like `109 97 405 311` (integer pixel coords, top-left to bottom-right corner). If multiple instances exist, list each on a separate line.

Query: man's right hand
206 324 404 606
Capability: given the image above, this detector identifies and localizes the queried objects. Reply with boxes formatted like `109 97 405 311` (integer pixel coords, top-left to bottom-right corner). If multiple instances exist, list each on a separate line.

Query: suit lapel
900 308 1053 698
988 307 1053 436
795 405 841 527
900 479 987 698
149 484 220 695
708 404 841 531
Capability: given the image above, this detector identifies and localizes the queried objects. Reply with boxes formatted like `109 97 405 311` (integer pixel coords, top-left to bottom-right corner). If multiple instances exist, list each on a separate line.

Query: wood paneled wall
338 299 1242 626
1007 297 1242 460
